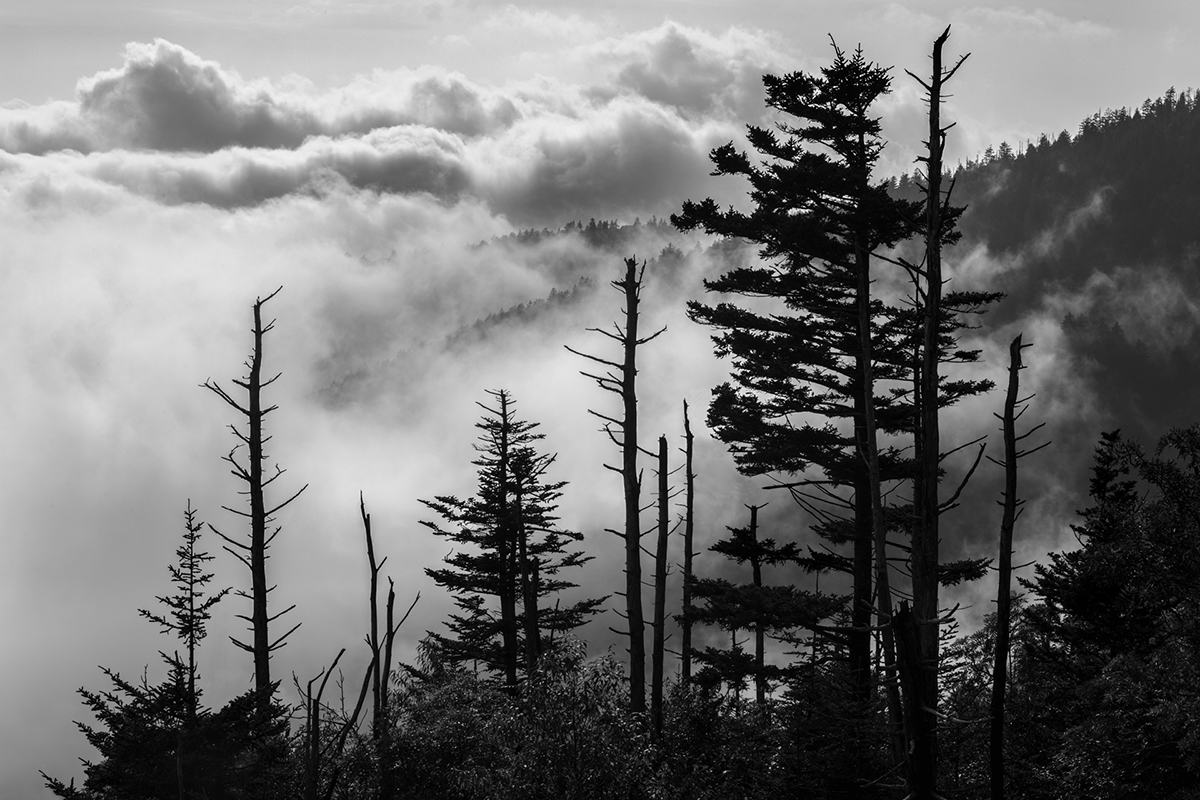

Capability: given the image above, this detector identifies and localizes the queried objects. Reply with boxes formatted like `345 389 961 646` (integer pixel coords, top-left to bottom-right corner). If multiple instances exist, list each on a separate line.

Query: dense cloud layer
0 28 767 226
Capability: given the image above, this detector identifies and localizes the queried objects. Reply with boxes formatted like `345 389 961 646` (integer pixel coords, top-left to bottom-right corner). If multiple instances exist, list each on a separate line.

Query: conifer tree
41 503 290 800
673 41 922 707
986 334 1047 800
688 503 839 704
421 390 602 688
138 500 230 718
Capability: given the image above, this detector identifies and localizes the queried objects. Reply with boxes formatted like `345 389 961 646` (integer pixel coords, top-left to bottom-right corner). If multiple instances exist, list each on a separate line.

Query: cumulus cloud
584 22 787 122
0 40 524 155
0 36 754 226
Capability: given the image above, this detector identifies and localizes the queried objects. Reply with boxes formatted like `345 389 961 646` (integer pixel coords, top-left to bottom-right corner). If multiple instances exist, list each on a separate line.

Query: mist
0 23 1131 799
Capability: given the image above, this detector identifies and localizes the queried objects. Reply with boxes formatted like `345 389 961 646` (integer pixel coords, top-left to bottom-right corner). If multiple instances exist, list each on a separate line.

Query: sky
1 1 1197 797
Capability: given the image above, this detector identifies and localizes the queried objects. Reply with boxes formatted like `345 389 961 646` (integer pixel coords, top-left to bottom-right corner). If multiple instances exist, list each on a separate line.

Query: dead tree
205 287 306 705
651 434 672 735
301 498 417 800
987 334 1047 800
566 257 664 715
903 27 969 797
360 497 417 800
681 401 697 686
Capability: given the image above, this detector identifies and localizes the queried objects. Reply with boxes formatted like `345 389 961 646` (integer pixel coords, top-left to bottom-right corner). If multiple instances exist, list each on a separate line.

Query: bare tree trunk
681 402 696 687
379 579 398 800
652 435 670 734
621 261 648 716
567 257 664 715
850 463 874 706
205 287 305 709
362 496 382 739
991 334 1041 800
910 30 948 799
746 504 766 707
905 27 969 797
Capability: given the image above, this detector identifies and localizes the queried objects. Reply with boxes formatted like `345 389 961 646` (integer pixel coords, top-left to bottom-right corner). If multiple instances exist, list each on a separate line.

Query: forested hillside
901 89 1200 444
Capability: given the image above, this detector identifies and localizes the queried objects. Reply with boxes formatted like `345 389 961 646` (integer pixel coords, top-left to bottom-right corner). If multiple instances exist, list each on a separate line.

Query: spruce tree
421 390 602 688
41 503 291 800
673 40 922 708
138 500 230 718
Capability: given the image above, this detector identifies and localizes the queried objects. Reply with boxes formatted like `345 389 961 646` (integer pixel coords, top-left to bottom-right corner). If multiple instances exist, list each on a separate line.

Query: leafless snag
901 26 971 799
651 435 671 735
203 287 306 706
986 334 1047 800
565 257 663 715
680 401 697 687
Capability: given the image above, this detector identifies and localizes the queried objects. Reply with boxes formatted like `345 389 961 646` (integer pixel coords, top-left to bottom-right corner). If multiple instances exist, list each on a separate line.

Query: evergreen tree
687 504 837 705
421 390 602 687
41 503 292 800
1019 428 1200 798
138 501 230 718
672 40 922 709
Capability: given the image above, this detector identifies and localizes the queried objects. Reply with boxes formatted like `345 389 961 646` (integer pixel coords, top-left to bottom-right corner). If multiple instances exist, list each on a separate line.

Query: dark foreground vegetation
43 27 1200 800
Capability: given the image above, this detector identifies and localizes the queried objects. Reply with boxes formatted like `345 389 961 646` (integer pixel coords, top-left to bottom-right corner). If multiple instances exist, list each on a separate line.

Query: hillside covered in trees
34 33 1200 800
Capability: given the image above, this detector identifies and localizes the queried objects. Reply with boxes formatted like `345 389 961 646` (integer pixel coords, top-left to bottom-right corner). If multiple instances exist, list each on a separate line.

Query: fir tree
41 503 291 800
421 390 603 688
138 500 230 718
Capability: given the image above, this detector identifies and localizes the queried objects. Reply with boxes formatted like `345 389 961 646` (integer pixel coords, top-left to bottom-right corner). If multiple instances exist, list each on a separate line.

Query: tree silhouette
673 40 921 714
41 503 290 800
421 389 601 688
204 287 306 706
986 334 1047 799
566 257 664 714
138 500 230 719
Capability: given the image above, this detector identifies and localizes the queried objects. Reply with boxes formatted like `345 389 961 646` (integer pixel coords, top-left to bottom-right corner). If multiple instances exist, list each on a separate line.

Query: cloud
480 5 606 43
0 36 755 227
959 6 1112 40
0 40 524 155
584 22 787 122
0 167 758 786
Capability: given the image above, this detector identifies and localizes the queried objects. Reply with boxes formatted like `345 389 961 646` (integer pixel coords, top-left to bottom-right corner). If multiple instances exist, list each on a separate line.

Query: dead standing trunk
746 503 766 707
681 402 696 686
989 334 1045 800
567 257 664 715
651 435 671 734
905 27 969 796
205 287 306 708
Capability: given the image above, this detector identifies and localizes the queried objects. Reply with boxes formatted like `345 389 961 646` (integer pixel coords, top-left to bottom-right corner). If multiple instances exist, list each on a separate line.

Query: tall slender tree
674 42 922 710
903 28 968 798
987 334 1046 800
205 287 307 706
567 258 664 714
650 434 673 734
680 401 697 686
